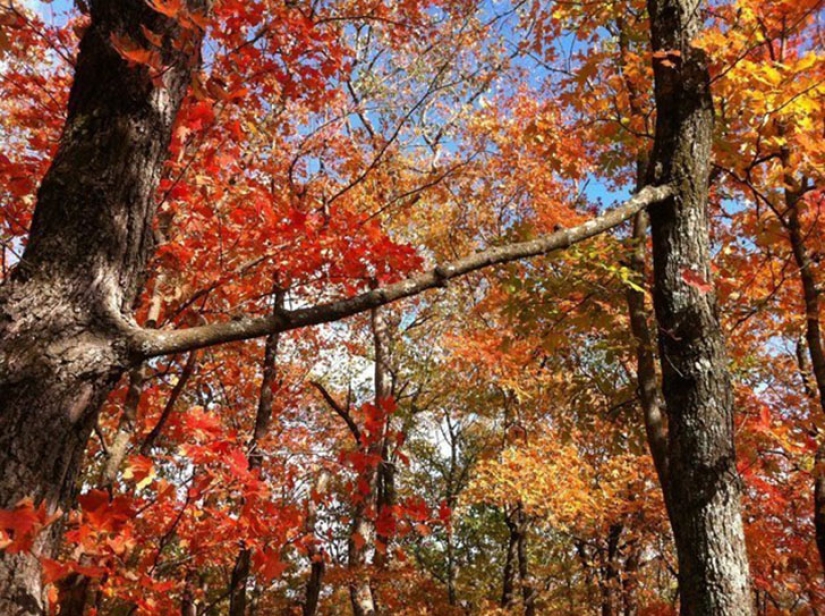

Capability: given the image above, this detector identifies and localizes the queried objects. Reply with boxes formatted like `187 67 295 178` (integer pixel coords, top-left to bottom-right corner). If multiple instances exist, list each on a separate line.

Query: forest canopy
0 0 823 615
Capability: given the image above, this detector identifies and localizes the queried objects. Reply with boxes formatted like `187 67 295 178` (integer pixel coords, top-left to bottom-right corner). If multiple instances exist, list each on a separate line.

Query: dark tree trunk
784 181 825 572
303 554 326 616
230 300 282 616
516 511 536 616
303 470 330 616
182 569 198 616
646 1 754 614
56 573 91 616
501 507 520 610
622 544 640 616
600 525 622 616
0 2 203 613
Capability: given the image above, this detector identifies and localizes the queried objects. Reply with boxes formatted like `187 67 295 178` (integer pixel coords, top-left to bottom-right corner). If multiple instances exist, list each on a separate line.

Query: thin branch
129 184 674 359
140 352 199 455
310 381 361 445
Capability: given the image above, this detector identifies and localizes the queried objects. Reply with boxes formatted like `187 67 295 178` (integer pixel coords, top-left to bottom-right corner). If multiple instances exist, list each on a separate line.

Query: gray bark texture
646 0 754 613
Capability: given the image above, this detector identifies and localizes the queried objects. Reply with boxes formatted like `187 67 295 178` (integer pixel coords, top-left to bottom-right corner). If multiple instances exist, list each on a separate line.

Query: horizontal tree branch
128 184 674 359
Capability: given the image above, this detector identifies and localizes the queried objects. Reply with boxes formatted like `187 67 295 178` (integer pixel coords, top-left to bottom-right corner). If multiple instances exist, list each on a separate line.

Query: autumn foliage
0 0 823 614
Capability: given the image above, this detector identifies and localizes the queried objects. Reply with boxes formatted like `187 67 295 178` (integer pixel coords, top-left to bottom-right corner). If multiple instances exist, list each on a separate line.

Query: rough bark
0 2 204 613
0 3 674 611
646 0 754 613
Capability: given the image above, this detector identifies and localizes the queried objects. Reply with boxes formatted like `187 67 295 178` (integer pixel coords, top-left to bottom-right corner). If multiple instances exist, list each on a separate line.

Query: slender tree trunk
303 470 330 616
182 569 198 616
230 295 283 616
501 506 520 610
373 304 395 574
646 1 753 613
622 544 640 616
446 524 457 607
516 510 536 616
0 3 203 613
600 525 622 616
140 351 198 455
626 187 671 496
784 180 825 572
444 415 461 607
347 305 391 616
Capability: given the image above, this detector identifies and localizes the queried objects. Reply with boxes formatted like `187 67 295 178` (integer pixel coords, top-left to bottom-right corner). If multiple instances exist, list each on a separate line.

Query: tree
0 2 672 612
645 0 753 612
2 0 821 614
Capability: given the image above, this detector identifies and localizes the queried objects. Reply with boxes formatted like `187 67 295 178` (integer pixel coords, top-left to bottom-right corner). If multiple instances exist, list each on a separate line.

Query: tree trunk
374 303 395 574
600 525 622 616
347 305 391 616
182 569 198 616
646 1 754 614
784 182 825 572
622 544 640 616
230 296 282 616
303 470 330 616
0 3 203 613
501 506 520 610
516 509 536 616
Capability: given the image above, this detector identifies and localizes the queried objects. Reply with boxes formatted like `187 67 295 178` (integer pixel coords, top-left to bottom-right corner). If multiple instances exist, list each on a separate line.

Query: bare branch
310 381 361 444
129 184 674 359
140 352 199 455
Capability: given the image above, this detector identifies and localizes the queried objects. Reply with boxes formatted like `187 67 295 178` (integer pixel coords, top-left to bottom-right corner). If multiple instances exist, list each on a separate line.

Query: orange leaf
146 0 181 18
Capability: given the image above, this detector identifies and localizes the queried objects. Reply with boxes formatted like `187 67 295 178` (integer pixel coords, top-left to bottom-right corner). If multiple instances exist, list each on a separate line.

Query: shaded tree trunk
303 470 330 616
646 1 753 614
501 506 520 610
0 2 204 613
516 511 536 616
600 525 622 616
230 294 283 616
182 569 198 616
626 197 671 497
622 544 640 616
781 157 825 572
